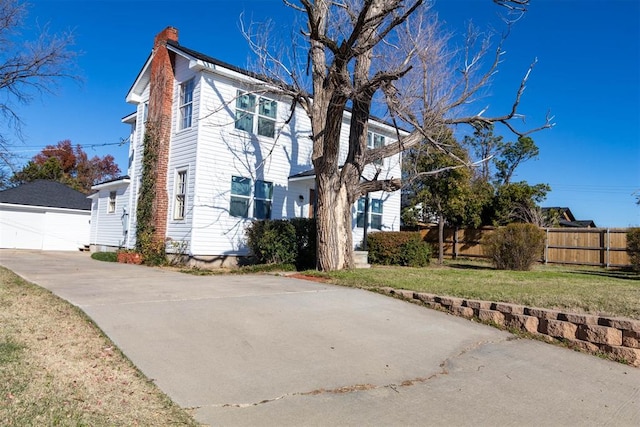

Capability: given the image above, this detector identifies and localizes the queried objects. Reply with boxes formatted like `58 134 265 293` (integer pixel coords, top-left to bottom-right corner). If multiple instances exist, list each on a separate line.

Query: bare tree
0 0 77 168
245 0 551 271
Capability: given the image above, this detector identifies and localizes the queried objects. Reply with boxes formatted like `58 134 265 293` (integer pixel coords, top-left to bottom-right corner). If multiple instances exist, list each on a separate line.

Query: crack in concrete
203 337 513 410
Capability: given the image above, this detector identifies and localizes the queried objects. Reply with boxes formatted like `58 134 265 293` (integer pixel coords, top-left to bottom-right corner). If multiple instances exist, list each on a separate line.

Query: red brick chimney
147 27 178 247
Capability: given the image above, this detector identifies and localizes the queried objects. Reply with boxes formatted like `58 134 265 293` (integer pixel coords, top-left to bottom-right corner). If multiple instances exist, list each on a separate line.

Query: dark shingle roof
0 180 91 211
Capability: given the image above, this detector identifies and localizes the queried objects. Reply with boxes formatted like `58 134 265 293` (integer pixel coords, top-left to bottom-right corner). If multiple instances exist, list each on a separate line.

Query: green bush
289 218 317 270
367 232 431 267
626 228 640 271
90 252 118 262
246 218 316 269
481 223 545 271
245 220 297 265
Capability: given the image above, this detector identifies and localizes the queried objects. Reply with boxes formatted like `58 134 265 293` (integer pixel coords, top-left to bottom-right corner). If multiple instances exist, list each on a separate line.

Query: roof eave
91 178 131 191
125 52 153 105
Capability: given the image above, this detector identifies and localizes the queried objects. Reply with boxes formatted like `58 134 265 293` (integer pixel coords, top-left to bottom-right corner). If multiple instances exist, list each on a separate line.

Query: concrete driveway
1 250 638 426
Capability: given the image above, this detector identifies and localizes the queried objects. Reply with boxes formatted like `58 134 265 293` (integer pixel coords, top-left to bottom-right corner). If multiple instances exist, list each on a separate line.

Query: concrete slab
1 250 639 426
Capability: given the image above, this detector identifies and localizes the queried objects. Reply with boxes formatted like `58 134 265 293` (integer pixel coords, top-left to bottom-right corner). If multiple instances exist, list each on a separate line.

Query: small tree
463 124 549 226
627 228 640 272
481 223 545 271
404 131 474 264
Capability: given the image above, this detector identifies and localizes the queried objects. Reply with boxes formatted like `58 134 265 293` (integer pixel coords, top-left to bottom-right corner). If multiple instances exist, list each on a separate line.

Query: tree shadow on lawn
446 263 495 271
568 269 640 281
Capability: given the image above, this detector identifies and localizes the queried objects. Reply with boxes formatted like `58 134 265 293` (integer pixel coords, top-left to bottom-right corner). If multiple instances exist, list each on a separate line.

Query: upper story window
108 191 116 214
357 197 383 230
229 176 273 219
173 169 188 220
179 78 195 130
235 90 277 138
367 131 385 166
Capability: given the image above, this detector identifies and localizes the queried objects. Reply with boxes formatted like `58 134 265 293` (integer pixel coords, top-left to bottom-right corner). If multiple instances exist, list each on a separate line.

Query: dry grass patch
0 267 200 426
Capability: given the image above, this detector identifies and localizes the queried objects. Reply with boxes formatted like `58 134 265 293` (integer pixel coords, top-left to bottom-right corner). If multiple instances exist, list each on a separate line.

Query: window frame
107 191 116 214
230 176 252 218
356 197 383 230
173 169 188 220
229 176 274 219
367 131 385 166
234 90 277 138
179 78 195 130
253 179 273 220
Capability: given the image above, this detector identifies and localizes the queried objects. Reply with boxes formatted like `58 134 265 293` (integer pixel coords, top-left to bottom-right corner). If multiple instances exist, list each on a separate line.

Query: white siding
188 72 319 255
89 184 130 248
165 57 198 251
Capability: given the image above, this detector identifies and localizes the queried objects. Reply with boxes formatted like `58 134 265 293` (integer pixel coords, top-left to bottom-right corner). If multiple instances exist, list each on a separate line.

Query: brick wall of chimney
147 27 178 246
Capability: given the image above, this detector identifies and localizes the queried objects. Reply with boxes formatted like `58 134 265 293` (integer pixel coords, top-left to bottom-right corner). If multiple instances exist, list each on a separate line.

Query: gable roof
0 180 91 211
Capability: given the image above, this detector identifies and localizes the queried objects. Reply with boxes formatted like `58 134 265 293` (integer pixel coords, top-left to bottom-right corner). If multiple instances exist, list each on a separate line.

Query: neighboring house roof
541 207 596 228
0 180 91 211
542 207 576 222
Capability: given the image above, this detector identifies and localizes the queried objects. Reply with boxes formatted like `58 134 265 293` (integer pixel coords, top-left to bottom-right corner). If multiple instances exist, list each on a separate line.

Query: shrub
289 218 317 270
481 223 545 271
90 252 118 262
626 228 640 271
367 232 431 267
245 220 297 265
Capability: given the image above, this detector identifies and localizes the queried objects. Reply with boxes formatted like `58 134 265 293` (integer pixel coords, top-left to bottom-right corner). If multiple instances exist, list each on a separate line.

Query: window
370 199 383 230
174 170 187 220
367 131 385 166
234 90 277 138
229 176 273 219
230 176 251 218
179 79 195 130
254 180 273 220
108 191 116 214
357 197 383 230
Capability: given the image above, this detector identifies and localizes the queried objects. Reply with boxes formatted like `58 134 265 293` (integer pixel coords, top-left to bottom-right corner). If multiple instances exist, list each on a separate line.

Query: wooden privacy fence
419 226 631 268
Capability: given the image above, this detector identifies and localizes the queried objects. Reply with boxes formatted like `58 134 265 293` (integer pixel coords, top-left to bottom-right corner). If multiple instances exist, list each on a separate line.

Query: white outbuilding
0 180 91 251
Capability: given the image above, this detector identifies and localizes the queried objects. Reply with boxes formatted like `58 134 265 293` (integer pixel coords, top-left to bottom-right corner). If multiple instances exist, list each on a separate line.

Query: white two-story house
89 27 402 267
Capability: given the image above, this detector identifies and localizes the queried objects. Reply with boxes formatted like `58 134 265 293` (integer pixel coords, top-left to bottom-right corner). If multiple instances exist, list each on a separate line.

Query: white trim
0 203 90 215
91 178 131 191
288 174 316 183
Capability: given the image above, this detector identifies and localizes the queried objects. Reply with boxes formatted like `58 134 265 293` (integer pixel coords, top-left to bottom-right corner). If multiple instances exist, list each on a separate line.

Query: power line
6 139 129 154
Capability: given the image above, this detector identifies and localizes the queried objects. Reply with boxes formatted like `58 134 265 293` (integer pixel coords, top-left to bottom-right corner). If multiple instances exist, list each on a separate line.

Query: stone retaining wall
379 288 640 367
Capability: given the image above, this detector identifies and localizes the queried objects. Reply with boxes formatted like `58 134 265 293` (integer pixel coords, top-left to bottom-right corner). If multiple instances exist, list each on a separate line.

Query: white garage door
0 205 90 251
0 208 45 249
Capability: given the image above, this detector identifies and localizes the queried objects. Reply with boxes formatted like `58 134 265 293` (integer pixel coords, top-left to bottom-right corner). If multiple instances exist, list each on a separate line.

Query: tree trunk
315 172 354 271
438 214 445 265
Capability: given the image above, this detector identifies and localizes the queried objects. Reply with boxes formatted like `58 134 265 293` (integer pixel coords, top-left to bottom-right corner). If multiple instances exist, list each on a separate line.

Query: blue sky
9 0 640 227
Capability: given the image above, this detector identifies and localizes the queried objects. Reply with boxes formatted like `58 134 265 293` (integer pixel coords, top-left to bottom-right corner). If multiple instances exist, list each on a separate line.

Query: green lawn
308 261 640 320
